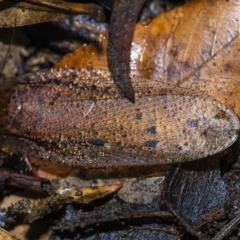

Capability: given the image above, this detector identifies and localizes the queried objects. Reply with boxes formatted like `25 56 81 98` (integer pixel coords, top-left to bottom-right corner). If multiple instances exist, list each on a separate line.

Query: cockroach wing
1 68 239 167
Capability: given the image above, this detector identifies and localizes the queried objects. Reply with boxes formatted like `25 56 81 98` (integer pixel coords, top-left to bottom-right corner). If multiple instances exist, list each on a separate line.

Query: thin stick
211 214 240 240
162 197 204 240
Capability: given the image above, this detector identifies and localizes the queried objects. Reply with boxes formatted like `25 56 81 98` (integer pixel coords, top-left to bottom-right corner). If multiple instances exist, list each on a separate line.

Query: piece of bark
0 167 51 195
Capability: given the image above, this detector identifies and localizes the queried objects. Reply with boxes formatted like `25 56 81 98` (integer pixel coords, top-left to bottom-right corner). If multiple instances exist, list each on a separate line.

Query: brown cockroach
0 67 239 168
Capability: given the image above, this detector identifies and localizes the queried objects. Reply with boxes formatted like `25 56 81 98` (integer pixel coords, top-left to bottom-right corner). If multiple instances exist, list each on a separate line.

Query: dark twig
211 214 240 240
51 203 174 231
162 197 204 240
133 225 182 236
0 167 51 195
193 201 226 230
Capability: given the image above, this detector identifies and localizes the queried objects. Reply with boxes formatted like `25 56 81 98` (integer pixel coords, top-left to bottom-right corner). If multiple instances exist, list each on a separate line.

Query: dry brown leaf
55 33 108 69
0 0 103 28
56 0 240 118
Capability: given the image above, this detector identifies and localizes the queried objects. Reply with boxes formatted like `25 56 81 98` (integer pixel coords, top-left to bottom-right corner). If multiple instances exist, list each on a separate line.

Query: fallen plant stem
162 197 204 240
133 225 182 236
0 167 51 195
211 214 240 240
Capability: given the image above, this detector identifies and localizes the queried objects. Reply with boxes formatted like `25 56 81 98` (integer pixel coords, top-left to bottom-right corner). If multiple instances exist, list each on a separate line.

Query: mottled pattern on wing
3 68 239 167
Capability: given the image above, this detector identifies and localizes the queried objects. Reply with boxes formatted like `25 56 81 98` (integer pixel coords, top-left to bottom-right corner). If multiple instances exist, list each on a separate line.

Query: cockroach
0 67 239 168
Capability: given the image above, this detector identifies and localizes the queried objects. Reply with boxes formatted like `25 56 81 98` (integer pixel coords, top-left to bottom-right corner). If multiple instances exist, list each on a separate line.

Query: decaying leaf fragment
0 227 19 240
56 184 122 204
0 0 103 28
25 183 122 222
0 68 239 168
